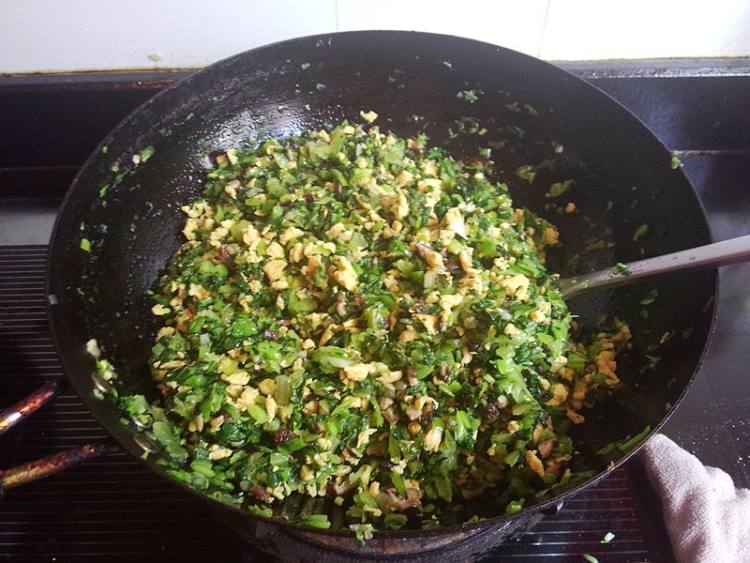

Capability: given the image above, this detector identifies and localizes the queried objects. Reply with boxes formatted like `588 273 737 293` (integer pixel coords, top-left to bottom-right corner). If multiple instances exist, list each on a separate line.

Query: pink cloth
641 434 750 563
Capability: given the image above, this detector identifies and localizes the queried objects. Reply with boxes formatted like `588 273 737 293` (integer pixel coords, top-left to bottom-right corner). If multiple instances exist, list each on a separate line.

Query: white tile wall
0 0 337 73
1 0 749 73
541 0 750 60
336 0 550 58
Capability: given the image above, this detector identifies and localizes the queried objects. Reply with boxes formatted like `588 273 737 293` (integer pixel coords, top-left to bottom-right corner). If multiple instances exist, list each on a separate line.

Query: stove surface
2 61 749 562
0 246 671 562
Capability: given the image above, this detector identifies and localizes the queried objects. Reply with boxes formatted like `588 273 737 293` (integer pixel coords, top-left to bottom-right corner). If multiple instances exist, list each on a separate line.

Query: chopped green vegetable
350 523 375 543
106 118 632 536
602 531 615 543
671 156 682 170
546 179 575 198
618 425 651 452
597 425 651 456
582 554 599 563
301 514 331 529
457 89 479 103
80 238 91 252
516 164 537 183
633 224 649 241
505 499 525 514
151 419 188 462
584 238 610 252
639 289 659 306
611 262 631 276
139 145 156 163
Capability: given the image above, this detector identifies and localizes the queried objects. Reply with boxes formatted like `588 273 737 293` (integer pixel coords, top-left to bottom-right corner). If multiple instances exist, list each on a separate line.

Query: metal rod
559 234 750 298
0 381 60 436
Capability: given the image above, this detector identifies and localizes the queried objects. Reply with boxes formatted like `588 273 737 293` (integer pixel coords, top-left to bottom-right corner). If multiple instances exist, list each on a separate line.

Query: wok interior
48 32 715 528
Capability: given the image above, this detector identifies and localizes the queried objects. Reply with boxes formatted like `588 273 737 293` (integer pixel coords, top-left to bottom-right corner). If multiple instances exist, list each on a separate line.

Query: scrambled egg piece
330 256 358 292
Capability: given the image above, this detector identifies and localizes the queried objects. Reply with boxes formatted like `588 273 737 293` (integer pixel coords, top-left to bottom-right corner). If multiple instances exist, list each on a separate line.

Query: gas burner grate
0 245 673 562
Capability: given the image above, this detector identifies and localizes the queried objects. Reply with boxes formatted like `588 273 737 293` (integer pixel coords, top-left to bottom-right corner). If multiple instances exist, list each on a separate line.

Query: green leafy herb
671 156 682 170
80 238 91 252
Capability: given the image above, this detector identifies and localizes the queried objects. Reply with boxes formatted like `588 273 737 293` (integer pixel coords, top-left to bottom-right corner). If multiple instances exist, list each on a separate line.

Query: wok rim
46 29 719 540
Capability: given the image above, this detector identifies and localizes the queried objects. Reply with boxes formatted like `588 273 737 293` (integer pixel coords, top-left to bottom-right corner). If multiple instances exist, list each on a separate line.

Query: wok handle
0 381 60 436
0 382 118 493
0 441 117 492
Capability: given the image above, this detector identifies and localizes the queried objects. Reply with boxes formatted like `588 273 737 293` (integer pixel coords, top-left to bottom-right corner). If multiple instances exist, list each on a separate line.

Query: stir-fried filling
115 116 630 534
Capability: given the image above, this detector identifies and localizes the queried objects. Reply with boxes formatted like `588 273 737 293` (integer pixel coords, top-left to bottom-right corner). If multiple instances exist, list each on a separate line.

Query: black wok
26 31 717 557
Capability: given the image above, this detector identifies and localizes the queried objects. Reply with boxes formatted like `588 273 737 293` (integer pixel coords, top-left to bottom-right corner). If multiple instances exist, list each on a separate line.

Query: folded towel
641 434 750 563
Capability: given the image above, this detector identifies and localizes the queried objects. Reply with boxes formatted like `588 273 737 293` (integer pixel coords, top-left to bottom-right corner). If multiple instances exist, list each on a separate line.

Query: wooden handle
0 382 117 493
0 381 60 436
0 442 117 491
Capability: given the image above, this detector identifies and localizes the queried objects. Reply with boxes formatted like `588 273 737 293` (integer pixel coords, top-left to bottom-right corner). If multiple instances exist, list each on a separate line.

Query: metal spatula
559 234 750 298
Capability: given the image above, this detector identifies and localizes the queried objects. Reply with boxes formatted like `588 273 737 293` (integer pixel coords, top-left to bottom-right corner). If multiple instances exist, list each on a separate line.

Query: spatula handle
560 234 750 298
